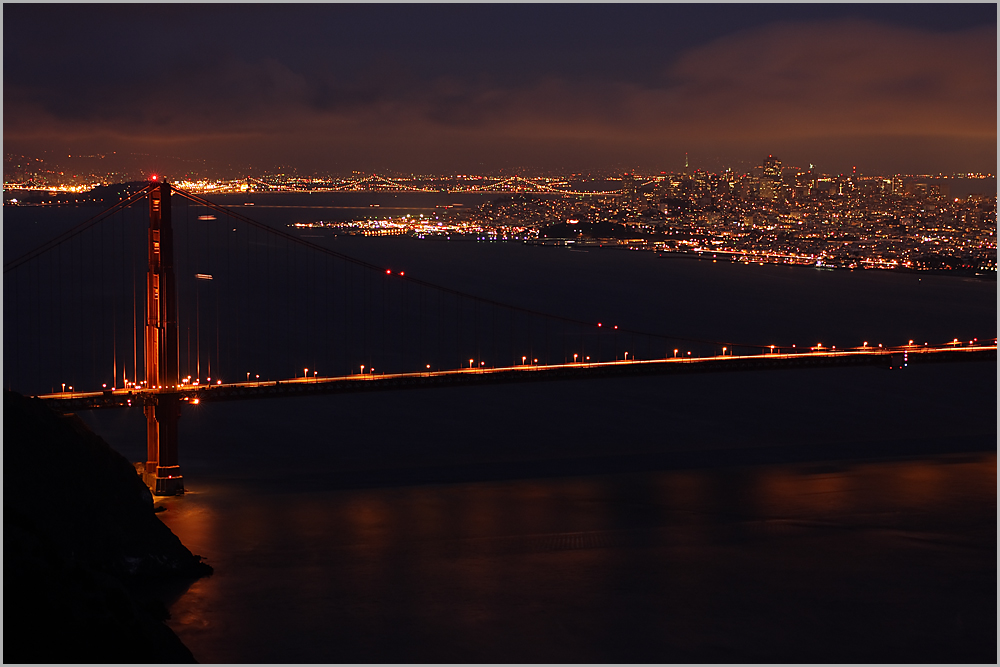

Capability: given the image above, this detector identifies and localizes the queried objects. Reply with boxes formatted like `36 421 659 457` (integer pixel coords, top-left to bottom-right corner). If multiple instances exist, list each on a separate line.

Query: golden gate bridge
4 181 994 495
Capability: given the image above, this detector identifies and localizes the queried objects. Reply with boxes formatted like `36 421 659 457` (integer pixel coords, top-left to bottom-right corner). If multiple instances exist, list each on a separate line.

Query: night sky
4 3 996 175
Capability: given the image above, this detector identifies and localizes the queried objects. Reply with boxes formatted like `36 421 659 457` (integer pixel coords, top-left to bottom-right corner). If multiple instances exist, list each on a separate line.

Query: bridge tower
143 181 183 495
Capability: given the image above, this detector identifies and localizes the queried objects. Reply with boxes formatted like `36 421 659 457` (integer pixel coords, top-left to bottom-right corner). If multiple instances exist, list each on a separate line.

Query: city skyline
4 4 996 176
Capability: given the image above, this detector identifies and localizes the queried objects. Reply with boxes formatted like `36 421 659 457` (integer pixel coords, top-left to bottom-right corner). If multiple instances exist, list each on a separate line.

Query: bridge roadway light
470 359 474 369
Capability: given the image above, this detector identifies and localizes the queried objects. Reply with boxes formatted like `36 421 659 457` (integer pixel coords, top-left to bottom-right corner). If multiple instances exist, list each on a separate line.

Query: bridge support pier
144 393 183 495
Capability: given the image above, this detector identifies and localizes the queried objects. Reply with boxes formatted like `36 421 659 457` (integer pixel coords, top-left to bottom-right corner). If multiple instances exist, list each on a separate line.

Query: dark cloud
3 6 995 174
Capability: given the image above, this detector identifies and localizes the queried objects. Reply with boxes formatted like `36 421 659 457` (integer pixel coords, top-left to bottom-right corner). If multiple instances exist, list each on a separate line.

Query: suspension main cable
171 185 780 352
4 184 155 273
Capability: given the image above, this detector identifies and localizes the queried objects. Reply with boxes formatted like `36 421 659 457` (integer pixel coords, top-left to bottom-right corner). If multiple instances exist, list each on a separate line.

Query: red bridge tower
143 181 183 495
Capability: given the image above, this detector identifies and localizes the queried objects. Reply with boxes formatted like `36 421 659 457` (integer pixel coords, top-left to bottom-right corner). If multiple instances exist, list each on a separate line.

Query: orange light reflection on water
153 453 997 663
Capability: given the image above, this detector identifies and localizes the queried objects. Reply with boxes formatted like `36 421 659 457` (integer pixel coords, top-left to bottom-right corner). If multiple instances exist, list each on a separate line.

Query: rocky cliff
4 391 212 663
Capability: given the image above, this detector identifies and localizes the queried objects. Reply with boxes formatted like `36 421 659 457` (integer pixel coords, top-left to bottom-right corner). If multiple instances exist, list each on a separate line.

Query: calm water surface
151 453 996 663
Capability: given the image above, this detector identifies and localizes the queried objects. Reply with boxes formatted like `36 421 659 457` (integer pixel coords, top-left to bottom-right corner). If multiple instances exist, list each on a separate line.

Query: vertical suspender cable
419 283 424 371
365 265 370 370
395 271 401 372
344 256 349 375
132 203 137 389
56 241 62 389
382 267 387 372
92 223 98 386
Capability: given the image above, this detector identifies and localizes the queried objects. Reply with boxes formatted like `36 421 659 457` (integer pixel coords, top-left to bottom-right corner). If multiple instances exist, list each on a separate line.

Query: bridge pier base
143 393 184 496
151 468 184 496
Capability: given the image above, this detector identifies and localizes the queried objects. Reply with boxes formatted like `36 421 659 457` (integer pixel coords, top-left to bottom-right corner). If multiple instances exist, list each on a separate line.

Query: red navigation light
151 175 158 181
400 271 405 276
386 269 391 274
597 323 602 327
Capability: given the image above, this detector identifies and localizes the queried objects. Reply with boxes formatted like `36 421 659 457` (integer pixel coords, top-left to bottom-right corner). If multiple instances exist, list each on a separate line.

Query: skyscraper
763 154 782 181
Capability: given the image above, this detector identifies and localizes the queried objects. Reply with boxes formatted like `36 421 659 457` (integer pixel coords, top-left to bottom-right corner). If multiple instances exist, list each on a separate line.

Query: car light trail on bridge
35 343 997 411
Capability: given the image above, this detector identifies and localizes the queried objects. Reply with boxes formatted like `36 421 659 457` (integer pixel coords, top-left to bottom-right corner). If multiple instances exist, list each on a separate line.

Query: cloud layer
4 16 995 174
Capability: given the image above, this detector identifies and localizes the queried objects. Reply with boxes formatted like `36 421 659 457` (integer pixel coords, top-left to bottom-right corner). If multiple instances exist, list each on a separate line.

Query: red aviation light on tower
150 174 158 182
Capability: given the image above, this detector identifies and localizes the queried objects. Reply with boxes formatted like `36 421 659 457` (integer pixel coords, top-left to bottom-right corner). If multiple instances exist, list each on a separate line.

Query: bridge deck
35 345 996 411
